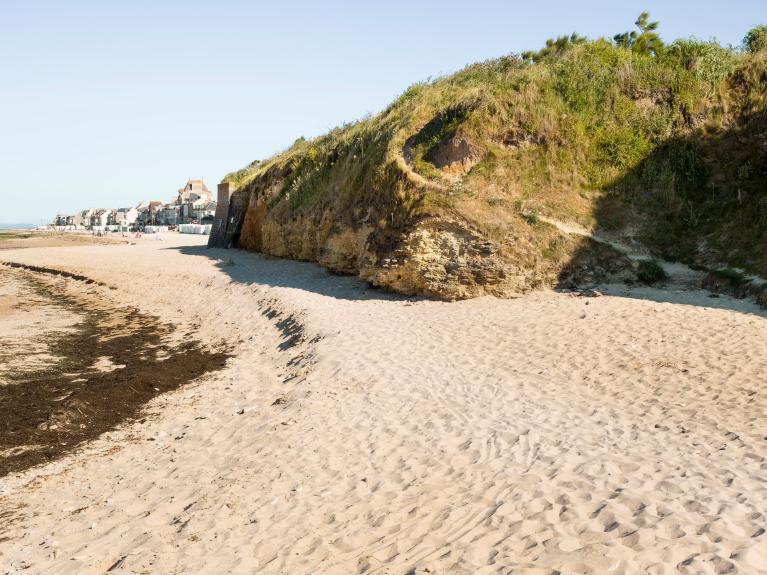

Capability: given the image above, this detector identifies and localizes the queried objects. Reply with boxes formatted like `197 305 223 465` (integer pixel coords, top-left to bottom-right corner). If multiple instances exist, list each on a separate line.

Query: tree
743 25 767 53
614 11 664 56
522 33 588 63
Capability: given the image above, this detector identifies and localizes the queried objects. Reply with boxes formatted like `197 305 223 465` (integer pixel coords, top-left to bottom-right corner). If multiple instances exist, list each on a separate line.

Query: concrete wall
208 182 246 248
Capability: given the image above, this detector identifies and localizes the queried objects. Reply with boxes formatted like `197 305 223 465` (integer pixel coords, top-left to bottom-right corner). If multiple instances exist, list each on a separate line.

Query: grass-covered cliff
221 16 767 300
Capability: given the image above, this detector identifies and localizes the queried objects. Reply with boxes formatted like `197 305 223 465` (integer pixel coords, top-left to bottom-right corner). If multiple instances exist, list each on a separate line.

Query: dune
0 234 766 574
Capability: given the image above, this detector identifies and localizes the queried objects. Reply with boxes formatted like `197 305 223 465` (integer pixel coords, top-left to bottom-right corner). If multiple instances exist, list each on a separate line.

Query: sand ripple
0 234 766 574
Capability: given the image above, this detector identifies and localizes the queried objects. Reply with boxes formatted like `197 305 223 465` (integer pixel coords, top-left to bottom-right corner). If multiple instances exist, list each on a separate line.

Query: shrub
743 25 767 53
522 33 587 63
662 38 737 88
637 259 669 284
708 268 748 286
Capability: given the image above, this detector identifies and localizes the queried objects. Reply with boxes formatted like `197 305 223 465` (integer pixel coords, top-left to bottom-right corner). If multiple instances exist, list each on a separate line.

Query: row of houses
53 179 217 229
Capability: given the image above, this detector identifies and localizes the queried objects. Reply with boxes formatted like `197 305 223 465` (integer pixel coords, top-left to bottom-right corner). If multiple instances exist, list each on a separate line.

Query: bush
522 33 587 63
702 268 754 298
707 268 748 286
662 38 737 88
637 259 669 284
743 25 767 53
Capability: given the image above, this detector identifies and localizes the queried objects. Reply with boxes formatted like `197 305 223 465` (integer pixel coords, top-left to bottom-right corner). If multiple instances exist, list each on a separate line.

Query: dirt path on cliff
1 234 767 574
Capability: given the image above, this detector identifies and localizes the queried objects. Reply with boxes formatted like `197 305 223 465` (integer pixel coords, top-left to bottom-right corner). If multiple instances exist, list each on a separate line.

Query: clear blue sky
2 0 764 224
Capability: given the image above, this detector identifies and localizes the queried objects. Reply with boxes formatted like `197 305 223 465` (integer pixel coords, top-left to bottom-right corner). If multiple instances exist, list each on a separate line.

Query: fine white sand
1 234 766 574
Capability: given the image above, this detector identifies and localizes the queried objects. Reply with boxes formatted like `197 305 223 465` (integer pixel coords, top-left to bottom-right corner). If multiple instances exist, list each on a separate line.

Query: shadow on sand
171 244 767 318
173 244 414 303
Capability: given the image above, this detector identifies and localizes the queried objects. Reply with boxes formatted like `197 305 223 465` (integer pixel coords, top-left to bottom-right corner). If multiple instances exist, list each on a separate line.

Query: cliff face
213 166 635 300
213 41 767 300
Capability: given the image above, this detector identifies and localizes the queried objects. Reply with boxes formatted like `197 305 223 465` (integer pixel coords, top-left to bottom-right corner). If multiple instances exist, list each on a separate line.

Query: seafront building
52 179 217 231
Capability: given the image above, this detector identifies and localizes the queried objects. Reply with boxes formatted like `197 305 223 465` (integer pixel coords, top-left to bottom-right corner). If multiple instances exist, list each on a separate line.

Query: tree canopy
613 12 664 56
743 25 767 53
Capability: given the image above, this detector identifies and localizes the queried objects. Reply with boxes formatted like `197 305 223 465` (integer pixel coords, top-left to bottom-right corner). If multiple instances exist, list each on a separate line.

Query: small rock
236 408 245 415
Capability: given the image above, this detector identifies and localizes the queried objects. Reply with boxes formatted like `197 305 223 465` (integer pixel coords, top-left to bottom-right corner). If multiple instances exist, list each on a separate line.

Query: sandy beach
1 234 766 574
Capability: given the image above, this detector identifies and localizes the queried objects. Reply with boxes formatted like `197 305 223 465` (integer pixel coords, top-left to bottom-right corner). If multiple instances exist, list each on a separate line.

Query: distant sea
0 223 36 230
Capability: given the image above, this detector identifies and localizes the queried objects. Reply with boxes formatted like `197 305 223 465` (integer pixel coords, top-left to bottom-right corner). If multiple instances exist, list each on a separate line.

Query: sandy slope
1 234 766 574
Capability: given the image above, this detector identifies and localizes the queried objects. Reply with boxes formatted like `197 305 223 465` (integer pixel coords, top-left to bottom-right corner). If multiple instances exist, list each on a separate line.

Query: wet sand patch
0 269 229 477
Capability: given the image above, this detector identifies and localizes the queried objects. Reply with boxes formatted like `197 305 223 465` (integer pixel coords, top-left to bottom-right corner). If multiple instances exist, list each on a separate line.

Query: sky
1 0 764 224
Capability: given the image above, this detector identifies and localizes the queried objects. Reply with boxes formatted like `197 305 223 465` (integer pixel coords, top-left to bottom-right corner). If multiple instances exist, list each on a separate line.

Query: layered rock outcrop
208 169 635 300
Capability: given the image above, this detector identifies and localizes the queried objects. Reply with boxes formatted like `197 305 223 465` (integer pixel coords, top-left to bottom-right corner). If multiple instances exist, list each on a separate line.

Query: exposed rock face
425 137 481 175
212 173 635 300
211 119 636 300
318 225 372 274
360 219 519 299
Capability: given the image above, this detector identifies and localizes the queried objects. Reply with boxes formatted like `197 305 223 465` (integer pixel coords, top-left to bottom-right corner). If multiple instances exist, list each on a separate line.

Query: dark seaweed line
0 270 230 478
0 261 108 287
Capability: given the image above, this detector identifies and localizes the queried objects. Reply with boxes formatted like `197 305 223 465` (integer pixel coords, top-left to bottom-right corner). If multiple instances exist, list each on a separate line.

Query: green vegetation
226 12 767 281
522 33 587 63
708 268 749 287
0 231 32 241
744 25 767 53
613 12 664 57
637 259 668 284
701 267 757 298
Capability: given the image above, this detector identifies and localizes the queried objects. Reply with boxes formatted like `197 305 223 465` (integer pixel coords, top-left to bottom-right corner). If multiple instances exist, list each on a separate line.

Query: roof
182 179 210 192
